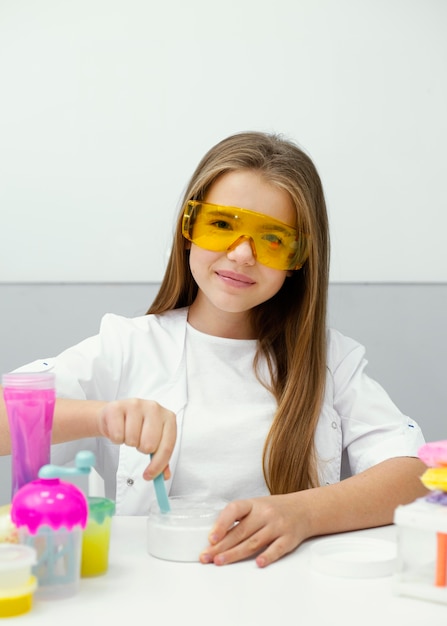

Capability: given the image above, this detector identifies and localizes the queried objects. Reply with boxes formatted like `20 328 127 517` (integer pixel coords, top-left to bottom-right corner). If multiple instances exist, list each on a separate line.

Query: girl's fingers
203 524 276 566
98 400 126 442
201 495 304 567
141 406 177 479
254 537 292 568
98 399 177 480
208 500 252 544
124 401 148 449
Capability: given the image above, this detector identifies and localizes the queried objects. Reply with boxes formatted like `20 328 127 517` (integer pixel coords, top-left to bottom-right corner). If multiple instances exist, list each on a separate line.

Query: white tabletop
15 518 447 625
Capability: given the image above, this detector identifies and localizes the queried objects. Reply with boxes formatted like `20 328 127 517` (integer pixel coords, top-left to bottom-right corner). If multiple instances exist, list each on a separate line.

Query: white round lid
0 544 37 572
310 537 397 578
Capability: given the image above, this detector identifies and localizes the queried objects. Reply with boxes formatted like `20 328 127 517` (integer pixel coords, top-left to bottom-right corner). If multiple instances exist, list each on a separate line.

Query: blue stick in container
150 454 171 513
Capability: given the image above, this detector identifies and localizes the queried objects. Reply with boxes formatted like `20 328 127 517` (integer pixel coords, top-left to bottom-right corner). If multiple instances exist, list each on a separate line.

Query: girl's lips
216 270 256 286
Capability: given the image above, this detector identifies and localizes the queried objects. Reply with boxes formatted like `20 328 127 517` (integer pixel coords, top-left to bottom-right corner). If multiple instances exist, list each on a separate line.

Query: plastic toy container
0 544 37 617
11 477 88 600
147 497 226 562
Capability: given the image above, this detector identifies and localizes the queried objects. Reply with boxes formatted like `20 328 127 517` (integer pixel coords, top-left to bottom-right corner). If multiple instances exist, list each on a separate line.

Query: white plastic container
147 497 226 562
0 544 37 618
394 497 447 604
0 544 36 589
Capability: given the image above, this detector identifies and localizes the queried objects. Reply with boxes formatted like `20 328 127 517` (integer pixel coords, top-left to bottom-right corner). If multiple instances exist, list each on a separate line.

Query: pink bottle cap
10 478 88 534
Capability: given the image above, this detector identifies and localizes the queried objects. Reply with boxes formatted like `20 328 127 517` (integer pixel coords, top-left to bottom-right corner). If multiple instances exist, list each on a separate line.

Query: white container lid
394 497 447 533
311 537 397 578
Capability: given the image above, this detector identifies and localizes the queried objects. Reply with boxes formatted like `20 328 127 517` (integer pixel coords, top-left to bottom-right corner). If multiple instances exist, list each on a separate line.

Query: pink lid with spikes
10 478 88 534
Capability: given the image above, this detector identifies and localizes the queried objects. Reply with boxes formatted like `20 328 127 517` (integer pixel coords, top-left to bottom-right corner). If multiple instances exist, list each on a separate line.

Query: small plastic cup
0 544 37 618
81 497 115 577
147 496 226 562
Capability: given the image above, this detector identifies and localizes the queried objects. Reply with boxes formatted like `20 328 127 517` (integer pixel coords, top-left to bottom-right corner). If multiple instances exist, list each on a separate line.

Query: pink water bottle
2 372 55 499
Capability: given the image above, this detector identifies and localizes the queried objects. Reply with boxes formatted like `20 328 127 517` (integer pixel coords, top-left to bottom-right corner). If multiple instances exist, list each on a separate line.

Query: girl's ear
185 241 191 250
286 270 293 278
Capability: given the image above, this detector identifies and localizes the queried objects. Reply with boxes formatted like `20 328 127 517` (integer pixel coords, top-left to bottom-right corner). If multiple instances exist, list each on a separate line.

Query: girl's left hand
199 457 429 568
199 493 308 568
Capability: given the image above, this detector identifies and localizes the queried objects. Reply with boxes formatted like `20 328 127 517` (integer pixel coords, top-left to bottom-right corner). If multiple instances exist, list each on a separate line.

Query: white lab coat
15 307 425 515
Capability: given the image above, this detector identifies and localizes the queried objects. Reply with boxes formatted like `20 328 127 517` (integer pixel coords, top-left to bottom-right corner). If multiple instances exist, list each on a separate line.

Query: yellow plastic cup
81 497 115 577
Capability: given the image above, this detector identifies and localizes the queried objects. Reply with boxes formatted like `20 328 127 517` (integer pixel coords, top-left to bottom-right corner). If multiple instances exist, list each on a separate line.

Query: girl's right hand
97 398 176 480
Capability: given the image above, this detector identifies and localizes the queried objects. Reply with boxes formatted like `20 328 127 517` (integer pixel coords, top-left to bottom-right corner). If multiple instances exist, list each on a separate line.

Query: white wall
1 0 446 283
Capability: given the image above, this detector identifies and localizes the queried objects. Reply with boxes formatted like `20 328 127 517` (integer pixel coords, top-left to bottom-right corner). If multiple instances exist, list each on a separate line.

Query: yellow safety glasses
182 201 309 271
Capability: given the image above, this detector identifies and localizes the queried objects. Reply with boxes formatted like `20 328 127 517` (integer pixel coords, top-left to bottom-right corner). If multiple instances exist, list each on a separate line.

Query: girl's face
187 169 297 338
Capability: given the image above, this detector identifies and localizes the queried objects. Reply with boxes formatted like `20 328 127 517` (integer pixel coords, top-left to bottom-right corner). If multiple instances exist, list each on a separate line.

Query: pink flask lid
11 478 88 534
10 451 95 534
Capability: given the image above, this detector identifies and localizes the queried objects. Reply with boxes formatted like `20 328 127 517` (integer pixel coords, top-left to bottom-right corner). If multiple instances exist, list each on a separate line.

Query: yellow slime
81 517 111 577
420 467 447 492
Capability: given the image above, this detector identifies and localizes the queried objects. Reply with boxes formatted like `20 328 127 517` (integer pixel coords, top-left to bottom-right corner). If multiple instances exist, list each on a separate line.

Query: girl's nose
226 236 257 265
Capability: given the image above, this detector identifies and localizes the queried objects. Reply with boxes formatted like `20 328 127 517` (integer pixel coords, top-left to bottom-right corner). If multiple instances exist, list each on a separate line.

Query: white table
16 518 447 625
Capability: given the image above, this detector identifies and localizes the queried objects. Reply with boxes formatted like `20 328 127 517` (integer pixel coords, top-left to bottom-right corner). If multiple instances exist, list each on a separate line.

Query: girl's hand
97 398 176 480
198 457 429 568
199 493 309 568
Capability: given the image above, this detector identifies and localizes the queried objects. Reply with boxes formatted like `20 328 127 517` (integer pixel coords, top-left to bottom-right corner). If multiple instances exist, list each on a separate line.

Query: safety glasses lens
182 201 308 270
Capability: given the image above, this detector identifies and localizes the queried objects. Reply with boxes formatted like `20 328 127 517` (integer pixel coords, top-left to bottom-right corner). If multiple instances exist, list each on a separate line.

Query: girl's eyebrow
207 208 295 233
259 222 295 234
207 209 236 219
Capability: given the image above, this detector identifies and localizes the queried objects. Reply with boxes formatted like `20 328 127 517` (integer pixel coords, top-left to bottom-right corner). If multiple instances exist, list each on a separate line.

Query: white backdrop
0 0 446 283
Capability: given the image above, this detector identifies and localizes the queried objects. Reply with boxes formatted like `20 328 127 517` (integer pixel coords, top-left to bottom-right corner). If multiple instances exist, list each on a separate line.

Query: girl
0 131 427 568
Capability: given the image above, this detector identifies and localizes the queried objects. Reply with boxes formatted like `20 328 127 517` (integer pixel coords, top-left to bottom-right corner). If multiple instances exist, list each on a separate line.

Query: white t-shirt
170 324 275 500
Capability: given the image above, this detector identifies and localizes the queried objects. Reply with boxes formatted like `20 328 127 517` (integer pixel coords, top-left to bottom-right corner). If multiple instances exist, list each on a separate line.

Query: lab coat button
127 478 134 486
331 421 337 429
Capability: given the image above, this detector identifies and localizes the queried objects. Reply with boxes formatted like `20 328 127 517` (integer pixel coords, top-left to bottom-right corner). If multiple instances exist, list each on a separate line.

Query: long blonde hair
148 131 330 493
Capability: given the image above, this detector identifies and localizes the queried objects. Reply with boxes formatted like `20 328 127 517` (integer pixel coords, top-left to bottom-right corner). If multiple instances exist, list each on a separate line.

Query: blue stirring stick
150 454 171 513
